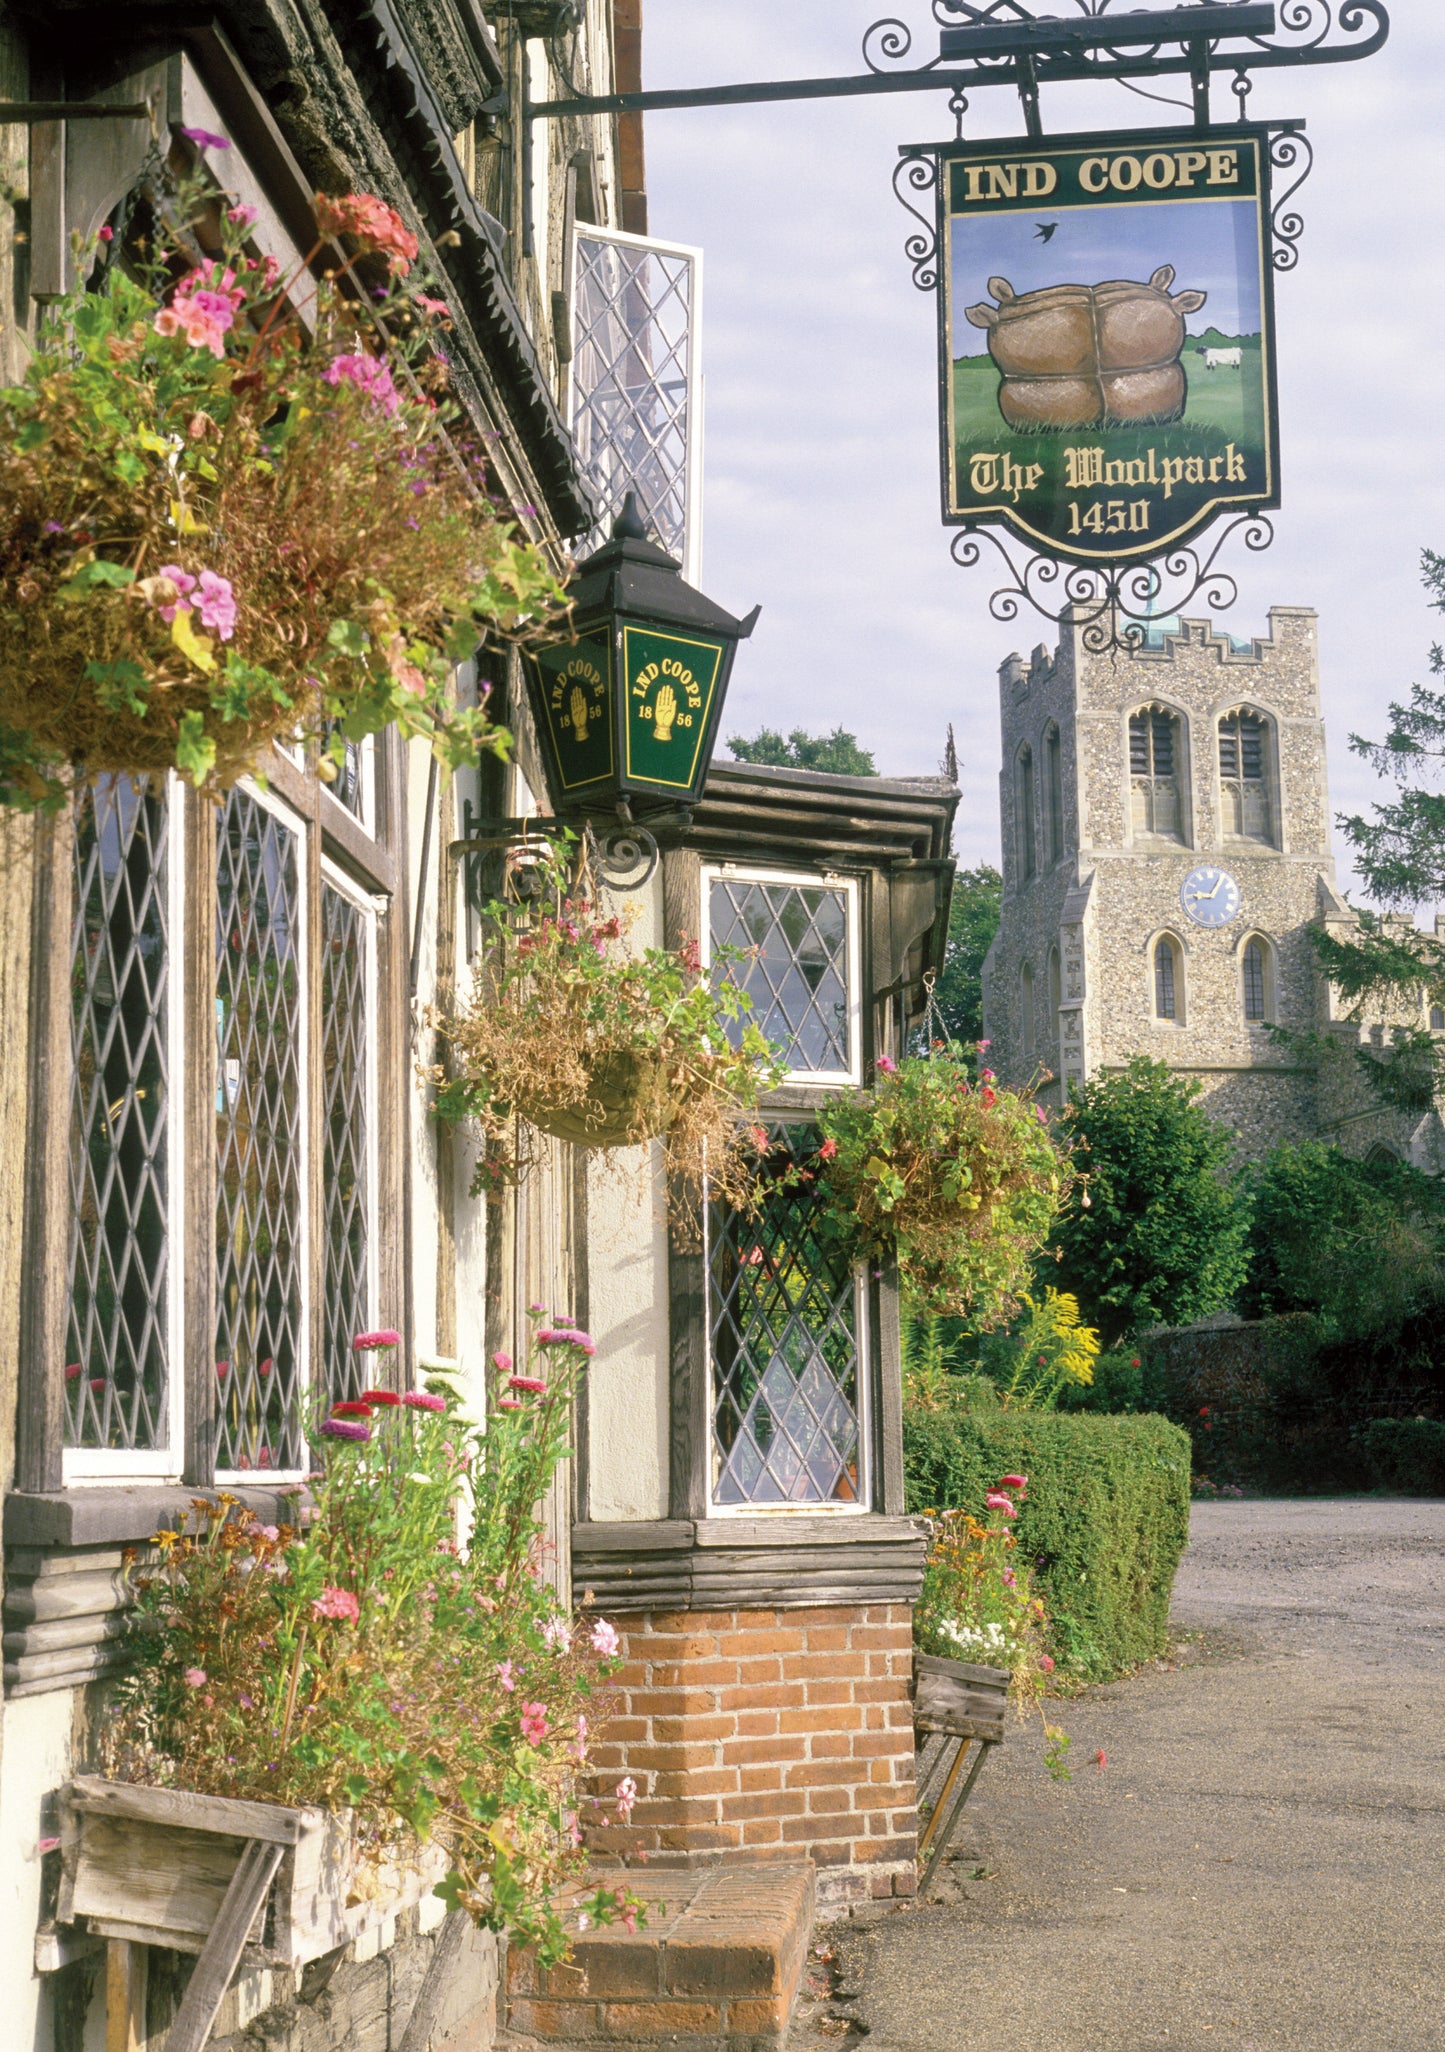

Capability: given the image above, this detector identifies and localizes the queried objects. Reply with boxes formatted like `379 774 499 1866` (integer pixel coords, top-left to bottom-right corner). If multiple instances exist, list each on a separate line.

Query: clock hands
1187 876 1224 904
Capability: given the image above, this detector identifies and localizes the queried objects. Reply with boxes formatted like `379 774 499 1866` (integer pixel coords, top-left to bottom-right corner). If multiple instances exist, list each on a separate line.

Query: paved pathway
824 1500 1445 2052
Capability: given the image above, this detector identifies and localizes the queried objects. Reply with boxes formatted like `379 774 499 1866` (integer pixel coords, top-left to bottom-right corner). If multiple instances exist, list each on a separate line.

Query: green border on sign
536 634 615 793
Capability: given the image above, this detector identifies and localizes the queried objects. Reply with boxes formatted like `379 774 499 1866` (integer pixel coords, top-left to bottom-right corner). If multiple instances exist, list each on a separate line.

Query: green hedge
904 1407 1193 1680
1360 1418 1445 1495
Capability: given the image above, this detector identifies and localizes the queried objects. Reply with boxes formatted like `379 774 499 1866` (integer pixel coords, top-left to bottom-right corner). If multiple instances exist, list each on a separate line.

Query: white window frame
214 779 311 1487
320 855 381 1371
700 863 862 1088
65 776 188 1486
702 1230 873 1520
570 220 704 585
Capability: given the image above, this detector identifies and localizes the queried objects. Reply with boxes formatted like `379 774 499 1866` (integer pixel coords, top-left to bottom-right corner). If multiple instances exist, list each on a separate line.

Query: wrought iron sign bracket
521 3 1388 143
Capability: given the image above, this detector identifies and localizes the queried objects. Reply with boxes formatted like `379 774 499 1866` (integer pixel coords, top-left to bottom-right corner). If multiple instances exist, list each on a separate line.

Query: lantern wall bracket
451 805 661 933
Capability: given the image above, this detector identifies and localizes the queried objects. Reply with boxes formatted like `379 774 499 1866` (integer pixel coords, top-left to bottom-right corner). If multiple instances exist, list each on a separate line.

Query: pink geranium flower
323 351 400 416
542 1617 572 1653
402 1391 446 1411
195 570 237 641
183 1667 207 1688
155 566 197 623
519 1701 549 1744
496 1660 517 1692
590 1619 620 1658
352 1328 402 1351
616 1776 637 1822
312 1586 360 1623
876 1054 897 1074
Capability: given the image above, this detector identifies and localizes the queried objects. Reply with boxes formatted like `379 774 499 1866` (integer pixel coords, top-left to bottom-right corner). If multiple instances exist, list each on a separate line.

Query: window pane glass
1156 940 1177 1019
322 882 371 1402
215 791 305 1473
708 1125 863 1507
321 720 366 820
710 877 851 1074
66 779 171 1451
1243 942 1266 1021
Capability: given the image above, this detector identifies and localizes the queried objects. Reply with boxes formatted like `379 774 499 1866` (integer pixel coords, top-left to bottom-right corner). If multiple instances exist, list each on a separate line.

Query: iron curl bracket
951 512 1276 655
450 809 661 930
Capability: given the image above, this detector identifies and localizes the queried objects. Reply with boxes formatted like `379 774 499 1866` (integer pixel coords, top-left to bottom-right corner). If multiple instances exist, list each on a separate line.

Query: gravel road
819 1499 1445 2052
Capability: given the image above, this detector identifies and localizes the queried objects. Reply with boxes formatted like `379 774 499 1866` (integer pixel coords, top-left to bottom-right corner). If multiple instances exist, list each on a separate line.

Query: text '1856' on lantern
938 126 1282 564
526 495 760 820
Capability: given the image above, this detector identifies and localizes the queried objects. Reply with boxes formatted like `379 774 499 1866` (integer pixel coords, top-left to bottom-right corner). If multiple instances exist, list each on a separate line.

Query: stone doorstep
503 1864 815 2050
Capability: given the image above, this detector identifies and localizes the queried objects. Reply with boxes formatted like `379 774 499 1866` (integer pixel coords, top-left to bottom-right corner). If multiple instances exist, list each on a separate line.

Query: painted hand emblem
653 682 677 742
568 684 589 741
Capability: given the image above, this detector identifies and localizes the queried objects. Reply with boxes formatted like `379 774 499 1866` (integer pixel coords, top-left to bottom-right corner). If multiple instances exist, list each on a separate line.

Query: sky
640 3 1445 888
950 197 1262 345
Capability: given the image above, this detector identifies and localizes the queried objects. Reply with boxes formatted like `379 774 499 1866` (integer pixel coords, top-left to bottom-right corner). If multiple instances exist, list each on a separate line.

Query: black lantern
526 494 759 822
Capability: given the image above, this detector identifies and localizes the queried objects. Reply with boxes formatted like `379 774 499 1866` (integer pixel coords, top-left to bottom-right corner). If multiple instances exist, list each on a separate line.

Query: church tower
980 608 1353 1156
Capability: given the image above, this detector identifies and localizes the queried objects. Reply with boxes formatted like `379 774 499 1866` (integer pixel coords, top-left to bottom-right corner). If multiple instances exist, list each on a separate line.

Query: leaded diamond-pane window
572 226 700 580
708 1126 866 1508
321 721 369 824
215 790 306 1474
322 879 371 1403
707 871 856 1080
66 779 172 1454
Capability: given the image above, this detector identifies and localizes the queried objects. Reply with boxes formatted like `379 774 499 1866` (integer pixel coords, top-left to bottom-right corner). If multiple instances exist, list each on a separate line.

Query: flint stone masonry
982 610 1445 1164
584 1608 918 1913
504 1864 814 2051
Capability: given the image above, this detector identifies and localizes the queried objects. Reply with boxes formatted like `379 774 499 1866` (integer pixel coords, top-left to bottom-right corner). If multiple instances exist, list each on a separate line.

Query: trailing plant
433 842 783 1222
0 150 567 808
813 1045 1072 1319
914 1475 1071 1779
106 1317 640 1963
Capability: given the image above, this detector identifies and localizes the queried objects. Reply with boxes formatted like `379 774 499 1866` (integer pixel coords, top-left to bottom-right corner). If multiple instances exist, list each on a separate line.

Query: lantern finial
611 491 650 542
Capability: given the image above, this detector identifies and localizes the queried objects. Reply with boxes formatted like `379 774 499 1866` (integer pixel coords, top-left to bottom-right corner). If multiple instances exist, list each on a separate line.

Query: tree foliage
1045 1057 1250 1347
929 865 1002 1046
725 725 877 776
1307 548 1445 1106
1236 1140 1445 1341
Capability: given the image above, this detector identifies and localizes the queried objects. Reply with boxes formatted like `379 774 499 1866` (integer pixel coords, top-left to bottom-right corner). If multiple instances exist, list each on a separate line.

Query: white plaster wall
407 737 444 1363
0 1690 84 2052
584 872 671 1523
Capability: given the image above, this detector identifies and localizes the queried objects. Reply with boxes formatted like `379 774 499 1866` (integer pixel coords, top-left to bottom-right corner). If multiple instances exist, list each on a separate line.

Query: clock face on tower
1180 866 1241 928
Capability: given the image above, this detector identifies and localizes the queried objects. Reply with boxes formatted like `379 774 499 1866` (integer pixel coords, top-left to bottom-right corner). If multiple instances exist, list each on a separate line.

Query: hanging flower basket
523 1050 688 1148
0 165 566 809
433 845 782 1223
813 1046 1073 1319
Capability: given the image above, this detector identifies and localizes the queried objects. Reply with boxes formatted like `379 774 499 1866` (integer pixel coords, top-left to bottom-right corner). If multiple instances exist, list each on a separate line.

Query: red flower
352 1328 402 1351
331 1400 375 1418
361 1389 402 1406
314 191 419 274
817 1137 838 1161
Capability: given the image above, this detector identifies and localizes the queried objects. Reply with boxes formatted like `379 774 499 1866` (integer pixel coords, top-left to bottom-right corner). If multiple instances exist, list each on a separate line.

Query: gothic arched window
1219 708 1276 845
1153 933 1184 1022
1129 706 1185 843
1016 745 1037 882
1044 725 1065 866
1021 961 1036 1059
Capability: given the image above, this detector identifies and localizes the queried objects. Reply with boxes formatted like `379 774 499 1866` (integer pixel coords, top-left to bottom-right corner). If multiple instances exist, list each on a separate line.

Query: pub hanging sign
939 125 1281 563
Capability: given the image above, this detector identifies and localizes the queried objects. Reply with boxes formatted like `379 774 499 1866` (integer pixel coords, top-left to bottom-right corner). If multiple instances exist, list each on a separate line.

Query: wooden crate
57 1778 444 1967
912 1653 1010 1743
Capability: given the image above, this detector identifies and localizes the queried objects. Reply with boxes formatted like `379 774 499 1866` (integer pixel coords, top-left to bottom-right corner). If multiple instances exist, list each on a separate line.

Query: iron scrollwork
952 514 1276 656
892 151 940 291
453 811 659 929
1269 128 1315 272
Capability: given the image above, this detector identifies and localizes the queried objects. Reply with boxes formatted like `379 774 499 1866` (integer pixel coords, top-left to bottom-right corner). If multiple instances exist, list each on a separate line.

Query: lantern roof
568 494 761 644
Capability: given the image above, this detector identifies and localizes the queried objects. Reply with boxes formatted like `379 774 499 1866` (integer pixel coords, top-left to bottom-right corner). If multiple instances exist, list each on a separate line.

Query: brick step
502 1863 814 2051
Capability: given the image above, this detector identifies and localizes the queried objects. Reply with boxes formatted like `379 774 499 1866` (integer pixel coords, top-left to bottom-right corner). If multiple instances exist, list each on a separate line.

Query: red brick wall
587 1606 918 1910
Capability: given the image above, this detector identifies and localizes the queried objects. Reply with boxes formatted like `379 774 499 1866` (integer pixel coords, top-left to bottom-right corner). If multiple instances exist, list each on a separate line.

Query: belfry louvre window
1045 726 1065 866
1016 746 1037 881
705 868 859 1083
708 1125 867 1510
64 778 181 1473
1219 710 1274 843
1130 708 1184 842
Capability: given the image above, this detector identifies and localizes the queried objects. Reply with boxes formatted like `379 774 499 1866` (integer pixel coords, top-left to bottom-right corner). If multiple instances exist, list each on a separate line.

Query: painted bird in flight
1034 222 1058 242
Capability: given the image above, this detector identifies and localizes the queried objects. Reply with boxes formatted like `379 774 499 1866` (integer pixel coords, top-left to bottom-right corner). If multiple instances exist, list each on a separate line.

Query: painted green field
951 339 1265 451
